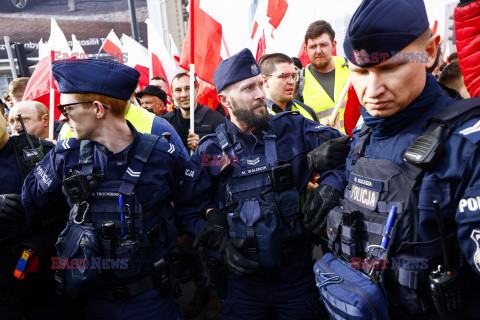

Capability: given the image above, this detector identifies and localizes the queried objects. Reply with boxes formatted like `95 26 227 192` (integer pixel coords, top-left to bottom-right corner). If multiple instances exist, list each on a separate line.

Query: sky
200 0 459 58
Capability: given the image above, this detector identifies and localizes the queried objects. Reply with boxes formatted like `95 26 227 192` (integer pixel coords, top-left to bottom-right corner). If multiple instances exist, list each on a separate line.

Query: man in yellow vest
260 53 318 122
294 20 350 132
58 102 189 159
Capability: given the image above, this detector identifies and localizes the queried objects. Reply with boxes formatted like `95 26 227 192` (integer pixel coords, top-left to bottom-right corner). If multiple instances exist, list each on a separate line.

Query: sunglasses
56 101 109 117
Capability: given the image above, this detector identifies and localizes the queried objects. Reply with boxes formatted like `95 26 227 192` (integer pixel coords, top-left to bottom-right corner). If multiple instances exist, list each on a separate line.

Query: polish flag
122 34 150 87
146 19 179 95
266 0 288 31
179 0 223 84
169 33 181 63
98 29 125 64
256 30 266 61
71 34 87 58
23 18 72 122
298 41 309 68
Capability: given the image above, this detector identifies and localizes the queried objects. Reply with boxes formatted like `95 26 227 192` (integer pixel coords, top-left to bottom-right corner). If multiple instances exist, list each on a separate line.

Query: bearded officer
176 48 349 319
22 59 187 319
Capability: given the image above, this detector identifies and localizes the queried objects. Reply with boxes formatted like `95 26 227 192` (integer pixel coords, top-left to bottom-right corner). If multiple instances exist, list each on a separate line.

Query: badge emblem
251 63 259 75
352 49 369 66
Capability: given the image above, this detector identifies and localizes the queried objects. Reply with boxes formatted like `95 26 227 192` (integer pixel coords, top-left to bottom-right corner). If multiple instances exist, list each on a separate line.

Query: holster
207 256 228 300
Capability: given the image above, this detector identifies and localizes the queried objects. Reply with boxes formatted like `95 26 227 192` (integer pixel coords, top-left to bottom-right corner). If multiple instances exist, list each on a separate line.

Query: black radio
271 162 294 192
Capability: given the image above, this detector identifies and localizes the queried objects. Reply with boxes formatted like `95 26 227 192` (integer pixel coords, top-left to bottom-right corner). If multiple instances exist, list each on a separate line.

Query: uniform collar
266 98 294 114
94 120 140 165
225 117 270 147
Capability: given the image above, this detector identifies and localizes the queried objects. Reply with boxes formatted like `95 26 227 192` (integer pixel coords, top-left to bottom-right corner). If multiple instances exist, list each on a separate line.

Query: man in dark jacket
164 73 225 152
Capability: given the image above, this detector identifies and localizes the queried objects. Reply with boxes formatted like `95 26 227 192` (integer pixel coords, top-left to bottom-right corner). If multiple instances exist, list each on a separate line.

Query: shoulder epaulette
55 138 81 152
272 110 301 121
454 118 480 145
198 133 217 146
153 137 180 157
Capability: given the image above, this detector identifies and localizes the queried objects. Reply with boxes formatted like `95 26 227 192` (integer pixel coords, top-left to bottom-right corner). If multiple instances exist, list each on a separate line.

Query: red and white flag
98 29 125 64
169 33 181 63
23 18 71 122
146 19 180 94
179 0 223 84
122 34 150 87
71 34 86 58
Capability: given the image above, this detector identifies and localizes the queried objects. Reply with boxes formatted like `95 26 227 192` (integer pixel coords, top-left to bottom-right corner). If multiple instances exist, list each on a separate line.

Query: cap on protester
52 59 140 101
136 85 168 105
291 57 303 70
213 48 260 93
343 0 429 67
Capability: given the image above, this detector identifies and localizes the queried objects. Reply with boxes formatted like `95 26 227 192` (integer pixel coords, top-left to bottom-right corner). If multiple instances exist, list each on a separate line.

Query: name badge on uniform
347 174 382 211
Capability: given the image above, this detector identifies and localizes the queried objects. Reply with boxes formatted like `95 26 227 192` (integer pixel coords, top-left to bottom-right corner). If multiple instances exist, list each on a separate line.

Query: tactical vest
215 122 304 268
322 98 480 317
55 134 173 298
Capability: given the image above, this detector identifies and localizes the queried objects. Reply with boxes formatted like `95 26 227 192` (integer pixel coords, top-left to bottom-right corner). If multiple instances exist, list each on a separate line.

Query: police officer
308 0 480 319
22 59 187 319
177 48 346 319
0 101 77 319
58 97 189 159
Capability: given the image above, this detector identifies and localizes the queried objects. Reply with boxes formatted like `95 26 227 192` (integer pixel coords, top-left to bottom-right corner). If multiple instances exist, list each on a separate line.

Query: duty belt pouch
230 199 283 267
327 206 343 255
314 253 389 320
341 210 362 259
55 222 103 298
275 188 302 241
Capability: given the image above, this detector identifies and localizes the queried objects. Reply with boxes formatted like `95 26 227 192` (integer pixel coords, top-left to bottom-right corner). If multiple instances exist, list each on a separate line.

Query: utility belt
94 251 183 301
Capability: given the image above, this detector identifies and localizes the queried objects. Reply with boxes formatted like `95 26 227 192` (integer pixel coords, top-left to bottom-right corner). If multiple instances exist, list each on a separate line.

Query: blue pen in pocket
119 194 125 236
381 205 396 249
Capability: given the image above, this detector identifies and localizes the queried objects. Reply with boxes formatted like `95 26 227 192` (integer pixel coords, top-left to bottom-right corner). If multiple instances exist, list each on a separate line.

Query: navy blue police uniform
313 1 480 319
21 59 188 320
0 135 79 319
176 49 345 320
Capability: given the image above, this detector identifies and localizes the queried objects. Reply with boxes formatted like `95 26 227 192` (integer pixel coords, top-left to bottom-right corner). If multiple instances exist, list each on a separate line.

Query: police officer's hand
193 208 229 251
0 194 25 222
223 238 261 277
307 135 350 173
302 184 342 236
188 130 200 151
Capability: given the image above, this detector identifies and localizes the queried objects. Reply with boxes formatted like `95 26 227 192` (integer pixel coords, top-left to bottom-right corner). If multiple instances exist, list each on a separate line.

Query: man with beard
177 48 347 319
164 73 225 152
294 20 350 132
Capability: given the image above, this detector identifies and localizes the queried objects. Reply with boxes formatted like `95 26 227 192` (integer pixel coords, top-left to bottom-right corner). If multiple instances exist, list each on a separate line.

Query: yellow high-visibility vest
267 101 315 121
303 56 349 132
58 104 155 140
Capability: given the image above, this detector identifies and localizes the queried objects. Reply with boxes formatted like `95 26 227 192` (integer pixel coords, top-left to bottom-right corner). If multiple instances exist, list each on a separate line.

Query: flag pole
189 0 195 141
49 50 55 140
329 76 351 126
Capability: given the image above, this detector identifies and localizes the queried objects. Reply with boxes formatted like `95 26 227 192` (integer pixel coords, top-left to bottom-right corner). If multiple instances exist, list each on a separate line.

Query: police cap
52 59 140 101
213 48 260 93
343 0 429 67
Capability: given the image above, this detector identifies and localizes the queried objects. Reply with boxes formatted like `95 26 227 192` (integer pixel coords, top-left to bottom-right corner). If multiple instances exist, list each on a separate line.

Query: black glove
307 135 350 173
223 238 261 277
302 185 342 236
193 208 229 251
0 194 25 222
